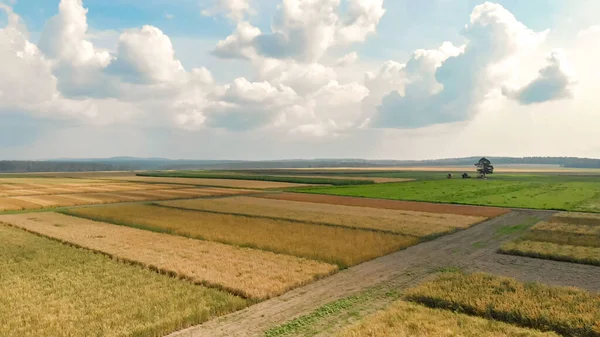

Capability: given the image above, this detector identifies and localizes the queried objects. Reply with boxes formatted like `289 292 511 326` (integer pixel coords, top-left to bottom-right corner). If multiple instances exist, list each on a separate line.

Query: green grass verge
294 174 600 211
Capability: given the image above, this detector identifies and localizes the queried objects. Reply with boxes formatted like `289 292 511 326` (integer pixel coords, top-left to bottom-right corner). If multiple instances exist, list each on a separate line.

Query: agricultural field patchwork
159 196 487 237
0 176 254 211
0 213 336 300
297 174 600 211
404 272 600 337
336 300 559 337
103 175 313 189
257 192 509 217
0 224 249 337
500 212 600 266
63 204 417 267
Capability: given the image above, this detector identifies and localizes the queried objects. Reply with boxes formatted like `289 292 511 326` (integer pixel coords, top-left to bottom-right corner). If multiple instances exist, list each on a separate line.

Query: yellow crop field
0 224 248 337
524 221 600 248
500 240 600 266
404 272 600 337
0 178 105 185
160 197 485 237
552 212 600 226
107 175 310 189
0 197 42 211
64 204 417 267
0 213 336 300
11 195 84 207
337 300 558 337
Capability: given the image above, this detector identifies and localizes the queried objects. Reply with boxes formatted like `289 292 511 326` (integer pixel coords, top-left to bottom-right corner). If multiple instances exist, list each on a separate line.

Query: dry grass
0 178 104 185
500 240 600 266
107 176 310 189
258 193 509 217
64 204 417 267
524 221 600 248
0 197 42 211
337 300 558 337
404 272 600 337
0 223 249 337
160 197 486 237
552 212 600 226
0 212 337 300
12 195 87 207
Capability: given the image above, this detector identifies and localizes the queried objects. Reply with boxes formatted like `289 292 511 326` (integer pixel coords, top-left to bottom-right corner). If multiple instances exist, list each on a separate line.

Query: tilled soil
169 209 600 337
257 192 509 217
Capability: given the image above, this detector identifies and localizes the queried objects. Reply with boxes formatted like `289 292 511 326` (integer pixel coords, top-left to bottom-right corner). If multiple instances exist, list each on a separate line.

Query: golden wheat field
336 300 559 337
0 224 249 337
524 221 600 248
0 212 336 300
500 240 600 266
404 272 600 336
104 175 311 189
159 196 486 237
64 204 418 267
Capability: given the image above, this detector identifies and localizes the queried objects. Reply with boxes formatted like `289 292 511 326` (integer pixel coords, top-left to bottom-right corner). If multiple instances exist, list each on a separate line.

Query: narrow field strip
159 197 486 237
524 221 600 248
0 197 42 211
500 240 600 266
64 204 417 267
404 272 600 337
0 224 249 337
109 176 310 189
336 300 558 337
258 193 509 217
551 212 600 226
0 213 336 300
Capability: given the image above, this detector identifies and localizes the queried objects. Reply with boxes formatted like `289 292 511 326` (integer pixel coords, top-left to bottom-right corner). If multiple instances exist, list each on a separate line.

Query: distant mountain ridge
1 156 600 173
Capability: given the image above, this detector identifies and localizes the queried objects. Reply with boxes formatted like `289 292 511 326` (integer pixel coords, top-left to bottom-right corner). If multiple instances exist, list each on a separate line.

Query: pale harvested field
12 195 85 207
160 197 486 237
104 176 310 189
0 224 249 337
500 240 600 267
259 193 509 217
552 212 600 226
0 213 337 300
0 198 41 211
0 178 105 185
65 204 417 267
337 300 558 337
525 221 600 248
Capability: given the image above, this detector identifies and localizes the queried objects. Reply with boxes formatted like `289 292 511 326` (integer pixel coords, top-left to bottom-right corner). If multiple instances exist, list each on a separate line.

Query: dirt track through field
170 209 600 337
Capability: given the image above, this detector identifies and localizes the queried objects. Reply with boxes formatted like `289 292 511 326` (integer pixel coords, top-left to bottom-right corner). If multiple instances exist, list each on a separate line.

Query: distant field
500 213 600 266
297 175 600 212
405 272 600 337
159 196 487 237
336 300 558 337
258 192 509 217
108 175 311 189
0 224 248 337
0 213 336 300
64 204 417 267
137 172 376 186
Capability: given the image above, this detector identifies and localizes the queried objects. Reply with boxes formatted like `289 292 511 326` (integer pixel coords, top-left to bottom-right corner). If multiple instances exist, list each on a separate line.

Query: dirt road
169 210 600 337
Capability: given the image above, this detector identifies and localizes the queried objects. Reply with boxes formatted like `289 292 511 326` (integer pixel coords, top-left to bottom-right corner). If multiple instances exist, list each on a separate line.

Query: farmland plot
404 272 600 337
0 213 336 300
64 204 417 267
258 192 508 217
500 213 600 266
0 224 248 337
159 196 486 237
105 175 311 189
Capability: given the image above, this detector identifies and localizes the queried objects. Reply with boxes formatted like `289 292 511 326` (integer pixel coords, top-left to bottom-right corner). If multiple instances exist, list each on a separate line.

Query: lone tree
475 157 494 178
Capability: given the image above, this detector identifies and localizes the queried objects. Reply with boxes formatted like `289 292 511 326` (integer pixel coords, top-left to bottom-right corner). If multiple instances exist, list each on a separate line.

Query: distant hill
1 156 599 173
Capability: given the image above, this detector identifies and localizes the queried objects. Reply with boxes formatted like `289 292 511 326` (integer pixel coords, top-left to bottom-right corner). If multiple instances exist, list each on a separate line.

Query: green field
296 174 600 211
137 171 375 186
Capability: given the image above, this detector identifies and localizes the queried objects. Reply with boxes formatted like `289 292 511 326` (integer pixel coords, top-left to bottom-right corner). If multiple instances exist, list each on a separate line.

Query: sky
1 0 599 160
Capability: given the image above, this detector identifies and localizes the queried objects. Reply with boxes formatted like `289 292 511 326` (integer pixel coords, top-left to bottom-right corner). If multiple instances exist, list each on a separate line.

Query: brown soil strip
258 193 509 217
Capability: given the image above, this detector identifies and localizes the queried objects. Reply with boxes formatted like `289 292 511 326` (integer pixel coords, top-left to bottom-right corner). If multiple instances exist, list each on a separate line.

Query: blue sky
1 0 599 160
